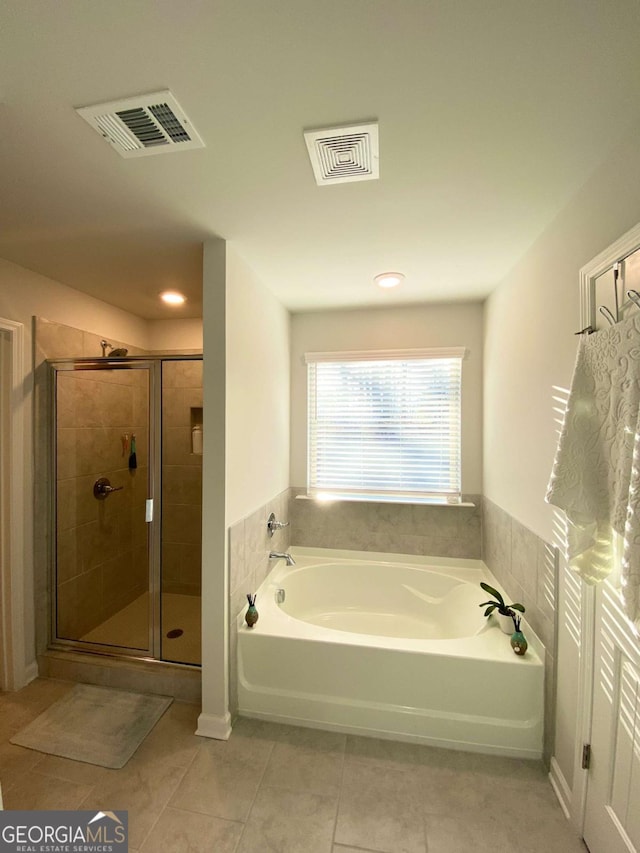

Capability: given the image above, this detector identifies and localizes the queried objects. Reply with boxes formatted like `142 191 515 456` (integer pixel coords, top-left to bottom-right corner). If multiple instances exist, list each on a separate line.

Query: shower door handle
93 477 123 499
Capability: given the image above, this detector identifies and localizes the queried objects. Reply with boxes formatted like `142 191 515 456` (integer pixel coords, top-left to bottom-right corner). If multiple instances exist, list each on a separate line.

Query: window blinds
306 348 465 503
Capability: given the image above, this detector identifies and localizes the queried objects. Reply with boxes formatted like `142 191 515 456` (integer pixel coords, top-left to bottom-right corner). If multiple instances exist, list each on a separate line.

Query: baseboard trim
196 711 232 740
24 660 39 686
549 756 572 820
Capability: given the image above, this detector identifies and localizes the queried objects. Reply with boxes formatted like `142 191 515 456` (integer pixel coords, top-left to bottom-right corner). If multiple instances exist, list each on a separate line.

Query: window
306 348 465 504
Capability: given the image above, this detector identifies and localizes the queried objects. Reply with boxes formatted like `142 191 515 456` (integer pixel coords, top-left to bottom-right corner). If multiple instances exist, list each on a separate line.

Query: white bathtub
237 547 545 758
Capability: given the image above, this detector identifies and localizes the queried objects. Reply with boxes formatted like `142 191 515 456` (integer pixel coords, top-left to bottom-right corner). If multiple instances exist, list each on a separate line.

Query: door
583 579 640 853
54 362 154 655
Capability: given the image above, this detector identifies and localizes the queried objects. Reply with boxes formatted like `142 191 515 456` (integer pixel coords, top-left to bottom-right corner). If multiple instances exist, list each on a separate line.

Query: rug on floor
10 683 173 769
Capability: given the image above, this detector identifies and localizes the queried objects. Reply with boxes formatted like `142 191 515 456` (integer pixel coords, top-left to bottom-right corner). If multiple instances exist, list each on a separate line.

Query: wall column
197 238 231 738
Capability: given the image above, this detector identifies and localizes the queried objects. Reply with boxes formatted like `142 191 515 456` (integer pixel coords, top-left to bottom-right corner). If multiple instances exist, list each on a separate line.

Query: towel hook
599 305 617 326
627 290 640 311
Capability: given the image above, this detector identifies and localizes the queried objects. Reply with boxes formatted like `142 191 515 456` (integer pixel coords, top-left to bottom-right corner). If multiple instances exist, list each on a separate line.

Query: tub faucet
269 551 296 566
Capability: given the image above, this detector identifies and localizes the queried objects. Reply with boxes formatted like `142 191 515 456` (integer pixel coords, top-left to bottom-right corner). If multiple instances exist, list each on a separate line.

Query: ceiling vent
304 122 379 185
75 90 204 158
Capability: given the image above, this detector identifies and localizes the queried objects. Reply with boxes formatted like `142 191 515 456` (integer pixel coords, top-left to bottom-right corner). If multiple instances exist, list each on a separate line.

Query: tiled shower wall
228 488 291 713
161 360 203 597
56 368 149 638
482 496 559 766
289 489 482 558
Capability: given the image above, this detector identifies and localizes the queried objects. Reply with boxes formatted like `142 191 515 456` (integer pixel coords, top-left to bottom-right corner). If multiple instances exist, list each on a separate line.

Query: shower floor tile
81 594 150 651
80 593 201 665
161 593 201 665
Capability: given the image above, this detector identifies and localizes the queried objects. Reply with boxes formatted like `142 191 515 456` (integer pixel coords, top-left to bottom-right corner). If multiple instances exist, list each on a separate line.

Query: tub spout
269 551 296 566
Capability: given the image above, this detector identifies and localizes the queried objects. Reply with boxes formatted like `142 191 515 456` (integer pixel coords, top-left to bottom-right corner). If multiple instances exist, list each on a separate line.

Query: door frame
0 318 27 691
579 220 640 333
570 583 596 833
573 220 640 834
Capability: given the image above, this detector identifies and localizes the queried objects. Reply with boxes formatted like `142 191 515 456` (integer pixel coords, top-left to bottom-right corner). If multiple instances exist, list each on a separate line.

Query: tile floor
0 678 588 853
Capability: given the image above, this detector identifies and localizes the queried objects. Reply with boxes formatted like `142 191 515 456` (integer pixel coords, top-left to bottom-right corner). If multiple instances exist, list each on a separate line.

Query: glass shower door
54 362 153 654
160 358 202 665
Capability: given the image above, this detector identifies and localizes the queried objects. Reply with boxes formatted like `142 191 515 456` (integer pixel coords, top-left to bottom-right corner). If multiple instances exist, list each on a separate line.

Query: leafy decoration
478 582 525 628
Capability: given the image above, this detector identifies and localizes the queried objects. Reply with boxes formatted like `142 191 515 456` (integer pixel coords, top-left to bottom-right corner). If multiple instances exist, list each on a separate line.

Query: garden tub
237 547 544 757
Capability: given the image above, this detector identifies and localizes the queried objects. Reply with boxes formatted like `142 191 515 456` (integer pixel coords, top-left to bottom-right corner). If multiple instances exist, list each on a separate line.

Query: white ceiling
1 1 640 319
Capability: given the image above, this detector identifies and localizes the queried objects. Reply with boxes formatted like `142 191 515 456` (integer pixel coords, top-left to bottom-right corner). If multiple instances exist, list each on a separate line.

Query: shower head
100 339 128 357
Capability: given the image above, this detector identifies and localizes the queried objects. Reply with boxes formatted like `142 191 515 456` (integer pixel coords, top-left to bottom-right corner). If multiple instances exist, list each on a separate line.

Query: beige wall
0 258 149 352
148 319 203 352
225 246 290 526
290 302 484 493
483 117 640 793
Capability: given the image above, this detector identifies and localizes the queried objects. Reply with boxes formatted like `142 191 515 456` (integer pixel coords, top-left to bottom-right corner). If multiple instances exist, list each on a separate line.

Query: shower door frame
49 357 163 660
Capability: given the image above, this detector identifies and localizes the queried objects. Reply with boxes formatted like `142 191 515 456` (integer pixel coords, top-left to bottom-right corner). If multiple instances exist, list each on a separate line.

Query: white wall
290 302 484 493
225 245 290 526
483 117 640 802
198 240 290 736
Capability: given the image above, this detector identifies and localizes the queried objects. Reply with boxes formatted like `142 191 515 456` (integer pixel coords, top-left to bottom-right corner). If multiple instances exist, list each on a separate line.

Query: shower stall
49 355 202 667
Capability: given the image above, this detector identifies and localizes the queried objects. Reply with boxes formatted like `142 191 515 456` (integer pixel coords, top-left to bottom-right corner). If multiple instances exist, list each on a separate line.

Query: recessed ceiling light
374 272 404 289
160 291 186 305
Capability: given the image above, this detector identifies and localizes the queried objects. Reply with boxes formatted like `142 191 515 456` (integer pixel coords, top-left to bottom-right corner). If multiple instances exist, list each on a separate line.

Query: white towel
546 312 640 625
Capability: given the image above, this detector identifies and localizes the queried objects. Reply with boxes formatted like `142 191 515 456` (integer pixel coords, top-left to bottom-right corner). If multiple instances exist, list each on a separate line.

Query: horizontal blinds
307 354 462 500
305 347 466 363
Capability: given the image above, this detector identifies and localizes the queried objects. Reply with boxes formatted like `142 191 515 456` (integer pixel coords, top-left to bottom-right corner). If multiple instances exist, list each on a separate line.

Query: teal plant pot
244 595 259 628
510 631 528 656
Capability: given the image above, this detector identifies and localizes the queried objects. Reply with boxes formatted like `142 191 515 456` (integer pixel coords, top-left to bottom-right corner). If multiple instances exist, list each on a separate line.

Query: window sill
295 494 475 508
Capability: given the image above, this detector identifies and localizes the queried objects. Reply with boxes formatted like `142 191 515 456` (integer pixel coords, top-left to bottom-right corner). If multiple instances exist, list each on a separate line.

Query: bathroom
2 3 640 851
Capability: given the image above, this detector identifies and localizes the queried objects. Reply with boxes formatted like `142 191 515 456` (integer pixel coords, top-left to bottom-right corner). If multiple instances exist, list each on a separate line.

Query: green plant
479 582 525 629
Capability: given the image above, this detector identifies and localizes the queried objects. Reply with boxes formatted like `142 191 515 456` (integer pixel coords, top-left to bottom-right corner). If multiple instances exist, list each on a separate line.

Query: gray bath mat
10 684 172 768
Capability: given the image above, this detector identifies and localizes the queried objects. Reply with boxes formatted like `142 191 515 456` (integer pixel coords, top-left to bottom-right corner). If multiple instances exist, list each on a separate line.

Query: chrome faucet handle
267 512 290 537
269 551 296 566
93 477 124 500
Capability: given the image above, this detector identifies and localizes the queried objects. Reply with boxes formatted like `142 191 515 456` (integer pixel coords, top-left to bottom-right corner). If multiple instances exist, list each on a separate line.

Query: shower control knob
93 477 124 500
267 512 289 537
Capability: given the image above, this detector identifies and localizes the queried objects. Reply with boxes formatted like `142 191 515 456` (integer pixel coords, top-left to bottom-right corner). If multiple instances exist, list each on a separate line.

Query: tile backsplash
482 496 558 767
289 488 482 559
228 488 291 713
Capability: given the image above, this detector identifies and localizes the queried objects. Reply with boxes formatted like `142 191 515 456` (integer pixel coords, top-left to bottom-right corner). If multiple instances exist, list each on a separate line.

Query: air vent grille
304 122 379 185
76 90 204 158
148 103 192 143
